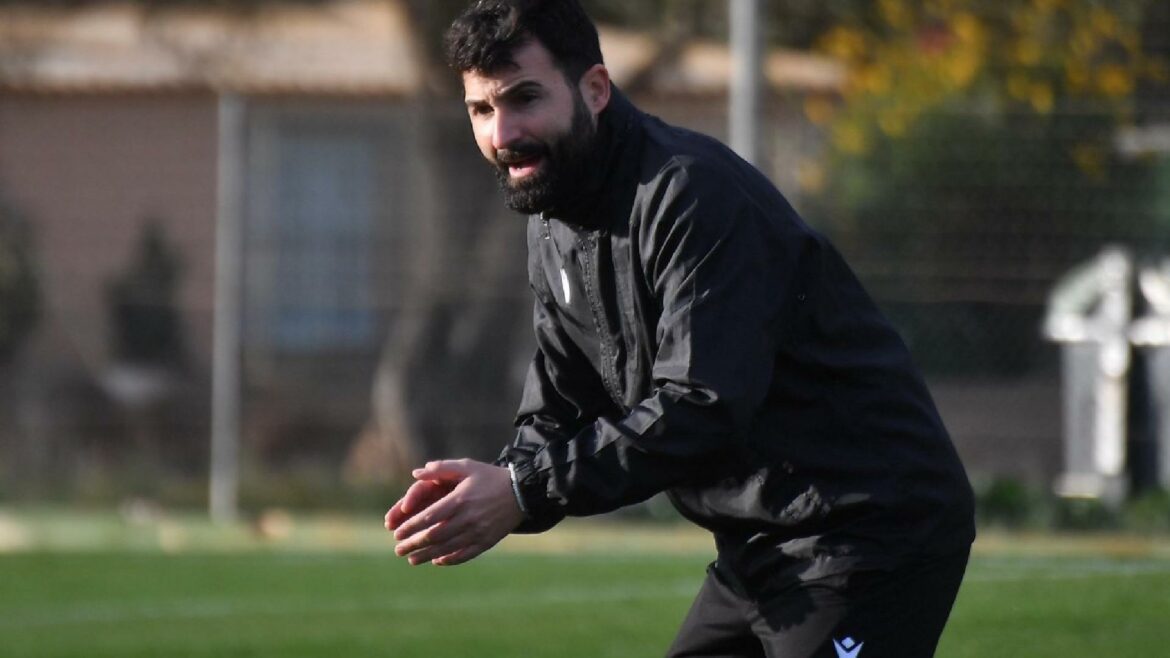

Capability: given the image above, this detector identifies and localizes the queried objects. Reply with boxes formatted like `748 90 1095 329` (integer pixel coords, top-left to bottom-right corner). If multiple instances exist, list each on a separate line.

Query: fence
0 0 1168 508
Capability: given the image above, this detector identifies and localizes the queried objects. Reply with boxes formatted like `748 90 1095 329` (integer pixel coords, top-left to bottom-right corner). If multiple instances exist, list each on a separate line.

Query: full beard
494 93 598 215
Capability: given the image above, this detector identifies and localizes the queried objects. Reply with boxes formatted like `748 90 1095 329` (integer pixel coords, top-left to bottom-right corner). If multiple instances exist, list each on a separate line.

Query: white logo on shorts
833 636 864 658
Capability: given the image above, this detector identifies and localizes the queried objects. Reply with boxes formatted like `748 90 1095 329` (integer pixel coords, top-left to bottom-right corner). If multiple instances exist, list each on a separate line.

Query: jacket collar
540 85 642 231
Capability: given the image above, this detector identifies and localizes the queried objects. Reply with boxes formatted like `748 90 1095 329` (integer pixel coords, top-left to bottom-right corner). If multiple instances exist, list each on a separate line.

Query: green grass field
2 512 1169 657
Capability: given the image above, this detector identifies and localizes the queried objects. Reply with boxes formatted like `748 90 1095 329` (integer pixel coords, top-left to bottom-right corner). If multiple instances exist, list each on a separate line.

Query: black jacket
499 89 975 596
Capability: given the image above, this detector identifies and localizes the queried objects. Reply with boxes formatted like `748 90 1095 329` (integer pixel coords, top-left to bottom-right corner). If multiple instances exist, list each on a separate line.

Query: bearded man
386 2 976 656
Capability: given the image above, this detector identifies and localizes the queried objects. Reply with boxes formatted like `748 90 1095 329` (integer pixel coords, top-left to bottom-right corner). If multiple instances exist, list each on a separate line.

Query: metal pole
730 0 762 166
210 92 245 524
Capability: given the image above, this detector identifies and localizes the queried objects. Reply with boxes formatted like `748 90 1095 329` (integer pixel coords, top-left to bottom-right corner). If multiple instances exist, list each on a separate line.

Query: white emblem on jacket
560 268 572 305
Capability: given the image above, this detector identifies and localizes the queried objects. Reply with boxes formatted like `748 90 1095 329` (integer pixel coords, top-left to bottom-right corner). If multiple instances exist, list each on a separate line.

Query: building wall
0 93 219 372
0 88 1071 495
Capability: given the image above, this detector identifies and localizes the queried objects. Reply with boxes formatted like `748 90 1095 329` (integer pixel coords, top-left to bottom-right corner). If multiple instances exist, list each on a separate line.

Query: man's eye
470 104 493 117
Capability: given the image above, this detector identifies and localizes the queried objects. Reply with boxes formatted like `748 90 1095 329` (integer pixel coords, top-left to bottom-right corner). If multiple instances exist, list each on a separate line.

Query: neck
544 87 635 229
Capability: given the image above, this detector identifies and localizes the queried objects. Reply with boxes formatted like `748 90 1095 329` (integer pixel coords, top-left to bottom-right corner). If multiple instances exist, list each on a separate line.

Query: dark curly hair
444 0 604 84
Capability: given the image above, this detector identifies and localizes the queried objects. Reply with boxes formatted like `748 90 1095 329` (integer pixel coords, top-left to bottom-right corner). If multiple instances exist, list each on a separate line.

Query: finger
394 518 464 557
396 480 443 522
411 459 473 483
401 479 442 515
387 479 449 531
386 503 405 530
386 493 420 529
393 492 461 541
404 537 472 566
385 502 403 531
433 545 484 567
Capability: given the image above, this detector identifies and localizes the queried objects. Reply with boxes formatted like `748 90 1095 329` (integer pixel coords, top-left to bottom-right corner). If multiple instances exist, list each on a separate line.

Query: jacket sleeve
507 162 804 530
495 219 616 533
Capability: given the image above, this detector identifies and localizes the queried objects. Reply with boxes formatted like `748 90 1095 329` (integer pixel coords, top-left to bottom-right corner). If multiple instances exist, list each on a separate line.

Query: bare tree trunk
344 2 536 485
343 100 444 485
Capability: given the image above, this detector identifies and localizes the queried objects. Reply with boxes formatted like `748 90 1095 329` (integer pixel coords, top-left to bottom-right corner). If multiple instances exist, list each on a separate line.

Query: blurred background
1 0 1168 529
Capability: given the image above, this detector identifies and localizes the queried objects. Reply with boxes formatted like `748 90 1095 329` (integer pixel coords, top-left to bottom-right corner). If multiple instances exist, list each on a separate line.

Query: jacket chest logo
560 267 573 305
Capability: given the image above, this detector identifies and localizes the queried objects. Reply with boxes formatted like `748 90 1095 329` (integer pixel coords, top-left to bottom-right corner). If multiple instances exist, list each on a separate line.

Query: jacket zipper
580 233 625 410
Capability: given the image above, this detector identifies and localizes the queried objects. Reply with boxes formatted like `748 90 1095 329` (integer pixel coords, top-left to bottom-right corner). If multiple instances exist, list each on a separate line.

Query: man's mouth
497 147 546 180
505 154 543 179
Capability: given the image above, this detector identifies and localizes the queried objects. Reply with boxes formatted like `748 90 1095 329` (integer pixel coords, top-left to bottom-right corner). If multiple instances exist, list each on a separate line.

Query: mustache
496 142 548 166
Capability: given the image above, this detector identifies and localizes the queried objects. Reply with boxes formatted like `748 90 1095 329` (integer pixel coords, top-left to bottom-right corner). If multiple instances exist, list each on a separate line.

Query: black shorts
665 549 970 658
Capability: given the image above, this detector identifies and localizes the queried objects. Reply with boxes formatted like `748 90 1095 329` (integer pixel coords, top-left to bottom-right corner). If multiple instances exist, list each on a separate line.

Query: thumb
412 459 473 482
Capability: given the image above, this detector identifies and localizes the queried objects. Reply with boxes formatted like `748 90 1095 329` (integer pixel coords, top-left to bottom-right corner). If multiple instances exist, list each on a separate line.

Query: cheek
472 128 496 162
478 141 495 163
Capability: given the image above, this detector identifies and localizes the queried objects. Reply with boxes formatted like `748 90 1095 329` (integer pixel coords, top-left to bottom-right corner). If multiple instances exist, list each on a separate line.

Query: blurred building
8 1 1161 507
0 0 437 495
0 0 842 499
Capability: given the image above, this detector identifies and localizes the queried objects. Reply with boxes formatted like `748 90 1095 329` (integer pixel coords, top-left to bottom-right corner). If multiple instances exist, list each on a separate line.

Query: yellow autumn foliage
814 0 1165 166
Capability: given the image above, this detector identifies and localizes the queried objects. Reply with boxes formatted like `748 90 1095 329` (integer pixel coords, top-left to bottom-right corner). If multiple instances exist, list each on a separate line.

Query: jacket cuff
506 462 531 518
509 457 565 534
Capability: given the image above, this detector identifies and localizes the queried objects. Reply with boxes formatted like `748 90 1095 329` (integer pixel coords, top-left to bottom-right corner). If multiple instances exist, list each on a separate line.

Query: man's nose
490 110 522 151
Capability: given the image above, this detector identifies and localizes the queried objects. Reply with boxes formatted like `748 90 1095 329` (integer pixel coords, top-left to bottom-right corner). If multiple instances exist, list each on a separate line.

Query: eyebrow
465 80 546 109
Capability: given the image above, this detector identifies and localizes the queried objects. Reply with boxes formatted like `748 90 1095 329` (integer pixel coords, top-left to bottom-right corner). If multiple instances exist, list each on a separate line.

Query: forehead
462 40 566 100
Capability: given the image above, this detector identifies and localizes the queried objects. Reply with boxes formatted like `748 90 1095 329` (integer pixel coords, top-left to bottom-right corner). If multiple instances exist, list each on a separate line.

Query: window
247 116 392 355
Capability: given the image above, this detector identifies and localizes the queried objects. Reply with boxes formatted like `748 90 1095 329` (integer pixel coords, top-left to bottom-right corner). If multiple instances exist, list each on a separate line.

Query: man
386 1 975 656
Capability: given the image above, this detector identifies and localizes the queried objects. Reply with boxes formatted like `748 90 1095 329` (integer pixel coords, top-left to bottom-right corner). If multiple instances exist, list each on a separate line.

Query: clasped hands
384 459 525 566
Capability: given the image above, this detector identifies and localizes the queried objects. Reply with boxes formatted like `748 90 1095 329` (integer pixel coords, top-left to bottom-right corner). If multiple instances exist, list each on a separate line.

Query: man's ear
578 64 611 116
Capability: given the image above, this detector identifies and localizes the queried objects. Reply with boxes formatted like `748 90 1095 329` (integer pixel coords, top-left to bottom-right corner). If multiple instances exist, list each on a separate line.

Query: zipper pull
539 212 551 240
